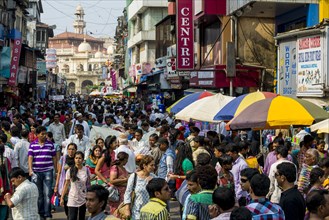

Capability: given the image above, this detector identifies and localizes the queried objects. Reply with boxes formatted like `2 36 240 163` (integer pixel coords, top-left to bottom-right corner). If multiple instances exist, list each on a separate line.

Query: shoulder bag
114 173 137 219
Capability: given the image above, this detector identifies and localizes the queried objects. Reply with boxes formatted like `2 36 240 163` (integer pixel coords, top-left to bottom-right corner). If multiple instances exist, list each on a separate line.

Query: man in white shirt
69 113 90 137
4 167 40 220
267 145 295 204
115 134 136 174
0 133 16 168
48 113 66 146
14 130 30 174
64 124 91 160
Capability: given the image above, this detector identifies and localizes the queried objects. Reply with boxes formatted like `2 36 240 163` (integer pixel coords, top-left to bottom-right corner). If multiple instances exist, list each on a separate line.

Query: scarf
66 155 75 167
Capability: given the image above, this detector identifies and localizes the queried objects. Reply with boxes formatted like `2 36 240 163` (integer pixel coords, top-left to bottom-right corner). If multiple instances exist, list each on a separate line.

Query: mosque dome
78 39 91 53
76 4 84 13
95 51 103 58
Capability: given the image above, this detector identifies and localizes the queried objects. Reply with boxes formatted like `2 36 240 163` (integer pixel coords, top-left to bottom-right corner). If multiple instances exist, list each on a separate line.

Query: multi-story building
126 0 168 86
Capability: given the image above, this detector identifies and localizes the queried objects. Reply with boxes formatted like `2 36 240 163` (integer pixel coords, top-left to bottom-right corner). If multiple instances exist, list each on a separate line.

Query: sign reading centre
176 0 194 70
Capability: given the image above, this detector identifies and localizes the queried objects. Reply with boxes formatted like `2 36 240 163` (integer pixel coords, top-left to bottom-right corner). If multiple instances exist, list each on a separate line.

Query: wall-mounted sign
176 0 194 70
296 35 323 96
8 38 22 86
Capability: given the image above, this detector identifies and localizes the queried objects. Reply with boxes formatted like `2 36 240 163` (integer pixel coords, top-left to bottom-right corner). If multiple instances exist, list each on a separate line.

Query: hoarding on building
278 40 297 97
8 38 22 86
297 35 323 96
46 48 57 69
176 0 194 70
0 47 11 78
189 71 215 87
167 58 178 78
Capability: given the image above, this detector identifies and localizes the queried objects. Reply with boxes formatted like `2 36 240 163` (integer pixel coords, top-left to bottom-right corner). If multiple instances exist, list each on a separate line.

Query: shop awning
184 88 218 95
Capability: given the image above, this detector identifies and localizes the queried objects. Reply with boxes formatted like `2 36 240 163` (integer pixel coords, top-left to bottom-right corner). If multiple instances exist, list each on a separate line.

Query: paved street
52 201 181 220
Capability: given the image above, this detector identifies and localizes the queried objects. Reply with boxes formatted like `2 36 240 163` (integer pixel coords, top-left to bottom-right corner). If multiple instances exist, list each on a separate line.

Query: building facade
48 5 116 95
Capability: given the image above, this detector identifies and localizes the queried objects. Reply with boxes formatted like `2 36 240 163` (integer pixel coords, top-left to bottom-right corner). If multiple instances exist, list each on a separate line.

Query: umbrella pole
260 129 266 166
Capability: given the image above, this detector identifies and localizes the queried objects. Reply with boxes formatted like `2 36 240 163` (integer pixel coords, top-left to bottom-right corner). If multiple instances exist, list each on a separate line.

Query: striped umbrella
167 91 214 114
213 91 278 121
226 96 329 130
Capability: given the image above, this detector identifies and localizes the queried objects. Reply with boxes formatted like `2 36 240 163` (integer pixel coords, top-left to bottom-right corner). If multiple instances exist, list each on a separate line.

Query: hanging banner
297 35 323 96
8 38 22 86
278 40 297 97
176 0 194 70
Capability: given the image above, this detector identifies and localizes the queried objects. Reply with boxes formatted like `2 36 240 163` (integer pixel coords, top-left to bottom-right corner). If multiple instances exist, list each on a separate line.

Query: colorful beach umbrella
213 91 278 121
175 93 235 122
168 91 214 114
227 96 329 130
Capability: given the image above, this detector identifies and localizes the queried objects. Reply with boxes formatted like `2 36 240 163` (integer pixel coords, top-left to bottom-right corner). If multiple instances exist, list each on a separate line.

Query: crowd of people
0 95 328 220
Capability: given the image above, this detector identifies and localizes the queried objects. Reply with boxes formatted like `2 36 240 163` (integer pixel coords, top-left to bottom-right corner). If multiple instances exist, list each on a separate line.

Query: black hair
186 170 198 182
169 129 180 145
319 157 329 168
194 136 205 146
196 153 211 166
95 138 104 145
158 137 169 147
135 129 143 135
284 141 292 151
225 143 240 154
36 126 47 134
214 144 225 153
146 178 167 198
213 187 235 211
303 135 314 145
190 126 200 134
195 164 217 190
90 145 102 158
0 133 7 143
1 121 10 131
21 129 29 138
250 174 270 197
230 207 252 220
75 124 84 131
309 167 325 186
0 144 8 185
218 154 233 166
70 151 84 182
10 126 20 137
87 185 110 211
275 145 288 158
306 190 329 214
104 135 116 167
174 142 193 174
273 136 284 145
9 167 26 179
240 168 259 181
276 162 297 183
112 152 129 166
149 133 159 141
239 141 250 151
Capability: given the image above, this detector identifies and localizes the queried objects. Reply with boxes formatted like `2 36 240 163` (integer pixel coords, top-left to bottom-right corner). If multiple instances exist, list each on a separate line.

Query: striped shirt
186 190 214 220
28 139 55 172
140 198 170 220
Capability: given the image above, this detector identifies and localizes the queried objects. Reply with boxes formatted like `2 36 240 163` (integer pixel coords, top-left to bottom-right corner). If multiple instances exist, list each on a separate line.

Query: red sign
176 0 194 70
8 38 22 86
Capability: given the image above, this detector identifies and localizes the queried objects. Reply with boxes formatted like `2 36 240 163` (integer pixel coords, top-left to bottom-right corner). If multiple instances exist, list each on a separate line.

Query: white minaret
73 4 86 34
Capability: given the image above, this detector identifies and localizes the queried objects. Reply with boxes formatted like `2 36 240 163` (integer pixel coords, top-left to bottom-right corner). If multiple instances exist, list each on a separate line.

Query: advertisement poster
278 41 297 96
297 35 323 96
46 48 57 69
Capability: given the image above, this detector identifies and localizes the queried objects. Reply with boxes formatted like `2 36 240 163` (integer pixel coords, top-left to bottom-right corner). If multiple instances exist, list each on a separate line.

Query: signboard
8 38 22 86
37 60 47 75
189 71 215 88
167 58 177 78
176 0 194 70
49 95 64 101
278 40 297 96
297 35 323 96
46 48 57 69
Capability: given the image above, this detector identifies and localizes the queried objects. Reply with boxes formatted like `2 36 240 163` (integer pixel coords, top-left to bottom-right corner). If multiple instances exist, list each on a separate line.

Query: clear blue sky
41 0 126 37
